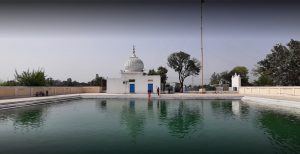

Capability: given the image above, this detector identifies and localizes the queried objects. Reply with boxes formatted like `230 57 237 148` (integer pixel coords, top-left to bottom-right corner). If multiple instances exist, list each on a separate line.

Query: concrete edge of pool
242 96 300 109
0 93 299 110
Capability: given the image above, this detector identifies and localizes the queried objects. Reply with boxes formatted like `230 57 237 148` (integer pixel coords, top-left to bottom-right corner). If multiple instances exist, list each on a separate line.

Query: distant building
231 73 241 91
107 46 161 94
216 79 230 91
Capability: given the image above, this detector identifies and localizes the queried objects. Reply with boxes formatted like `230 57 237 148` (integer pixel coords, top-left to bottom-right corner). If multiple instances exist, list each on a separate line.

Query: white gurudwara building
107 46 161 94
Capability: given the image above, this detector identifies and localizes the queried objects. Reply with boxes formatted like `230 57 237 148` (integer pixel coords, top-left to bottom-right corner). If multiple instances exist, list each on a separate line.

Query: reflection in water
121 100 146 140
257 111 300 153
159 101 203 138
239 102 250 119
14 108 45 128
120 100 203 139
96 100 107 111
0 107 47 129
210 100 249 120
148 99 153 111
211 100 233 116
159 100 167 120
232 101 240 116
0 99 299 154
129 100 135 110
0 112 9 122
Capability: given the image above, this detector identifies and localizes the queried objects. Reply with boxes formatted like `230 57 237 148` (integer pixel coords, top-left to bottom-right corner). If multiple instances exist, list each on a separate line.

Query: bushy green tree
157 66 168 91
148 66 168 91
63 78 73 86
209 71 231 85
254 39 300 86
15 69 46 86
210 72 221 85
0 80 18 86
46 77 54 86
253 74 273 86
209 66 250 86
230 66 250 86
220 71 231 83
167 51 200 92
148 69 157 75
89 74 106 87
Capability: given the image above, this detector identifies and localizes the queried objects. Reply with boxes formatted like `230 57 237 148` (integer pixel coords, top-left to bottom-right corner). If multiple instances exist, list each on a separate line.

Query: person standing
157 87 160 96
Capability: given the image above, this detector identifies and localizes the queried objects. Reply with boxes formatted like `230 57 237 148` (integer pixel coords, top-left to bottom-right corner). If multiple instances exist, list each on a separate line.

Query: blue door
148 84 153 93
130 84 135 93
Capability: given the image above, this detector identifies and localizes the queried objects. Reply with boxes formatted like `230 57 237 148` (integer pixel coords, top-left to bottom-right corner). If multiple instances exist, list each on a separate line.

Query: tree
89 74 107 88
210 72 221 85
209 72 228 86
15 69 46 86
253 74 273 86
52 79 63 86
219 71 231 84
148 67 168 91
230 66 250 86
148 69 157 75
46 77 54 86
209 66 249 86
254 39 300 86
157 66 168 91
62 78 73 86
167 51 200 92
0 80 18 86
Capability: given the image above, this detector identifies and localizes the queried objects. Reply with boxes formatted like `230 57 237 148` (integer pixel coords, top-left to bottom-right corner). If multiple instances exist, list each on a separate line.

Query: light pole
200 0 205 93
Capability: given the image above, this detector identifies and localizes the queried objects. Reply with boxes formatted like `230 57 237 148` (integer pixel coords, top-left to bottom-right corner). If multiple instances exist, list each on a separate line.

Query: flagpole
200 0 205 93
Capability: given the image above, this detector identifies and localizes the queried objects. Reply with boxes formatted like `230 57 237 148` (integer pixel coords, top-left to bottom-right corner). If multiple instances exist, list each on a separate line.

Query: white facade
107 46 161 94
231 73 241 91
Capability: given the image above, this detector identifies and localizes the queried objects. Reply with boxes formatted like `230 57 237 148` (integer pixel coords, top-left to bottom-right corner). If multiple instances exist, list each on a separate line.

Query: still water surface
0 99 300 154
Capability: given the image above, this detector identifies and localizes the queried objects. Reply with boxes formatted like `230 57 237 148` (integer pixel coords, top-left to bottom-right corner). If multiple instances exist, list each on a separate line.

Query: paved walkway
80 93 243 100
242 96 300 109
243 94 300 102
0 93 299 110
0 93 242 103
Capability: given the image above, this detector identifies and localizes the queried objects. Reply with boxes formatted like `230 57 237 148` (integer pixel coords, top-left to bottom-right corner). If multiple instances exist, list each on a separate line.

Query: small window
148 79 153 82
129 79 135 82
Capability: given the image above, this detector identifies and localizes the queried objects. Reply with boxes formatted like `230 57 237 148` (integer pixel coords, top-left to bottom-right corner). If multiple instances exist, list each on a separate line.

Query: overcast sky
0 0 299 85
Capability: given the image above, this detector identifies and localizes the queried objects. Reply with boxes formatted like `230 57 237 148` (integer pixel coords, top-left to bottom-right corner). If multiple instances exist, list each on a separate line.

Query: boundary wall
0 86 102 98
239 87 300 96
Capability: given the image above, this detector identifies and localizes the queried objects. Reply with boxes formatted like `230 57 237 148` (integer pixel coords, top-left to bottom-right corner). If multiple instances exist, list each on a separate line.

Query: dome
124 46 144 72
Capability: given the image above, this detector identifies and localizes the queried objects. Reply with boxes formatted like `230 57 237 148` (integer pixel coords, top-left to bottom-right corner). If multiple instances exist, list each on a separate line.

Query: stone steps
0 96 81 110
